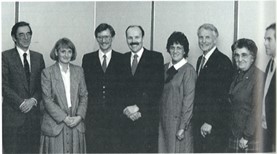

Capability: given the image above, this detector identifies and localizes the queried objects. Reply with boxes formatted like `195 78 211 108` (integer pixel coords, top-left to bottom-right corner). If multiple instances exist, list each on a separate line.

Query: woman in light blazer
40 38 88 153
158 32 197 153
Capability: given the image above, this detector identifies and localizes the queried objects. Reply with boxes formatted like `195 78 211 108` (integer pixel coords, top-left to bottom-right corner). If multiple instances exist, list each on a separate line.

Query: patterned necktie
102 54 107 73
198 56 206 74
23 53 30 87
131 54 138 75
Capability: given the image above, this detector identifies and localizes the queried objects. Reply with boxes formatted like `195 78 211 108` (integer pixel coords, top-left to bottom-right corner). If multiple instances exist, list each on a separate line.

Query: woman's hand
67 116 82 128
176 129 185 140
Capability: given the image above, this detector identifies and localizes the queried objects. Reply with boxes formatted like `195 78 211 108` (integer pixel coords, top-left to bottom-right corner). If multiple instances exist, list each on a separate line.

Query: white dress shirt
59 63 71 108
17 46 31 71
99 49 112 67
130 48 144 66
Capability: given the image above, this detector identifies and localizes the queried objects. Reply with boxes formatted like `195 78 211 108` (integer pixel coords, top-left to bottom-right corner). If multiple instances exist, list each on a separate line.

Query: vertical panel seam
150 1 155 51
233 0 239 42
15 2 19 23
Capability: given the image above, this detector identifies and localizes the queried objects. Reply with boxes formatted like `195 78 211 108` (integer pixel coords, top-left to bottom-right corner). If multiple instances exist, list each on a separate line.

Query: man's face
12 26 32 51
198 28 217 53
264 28 276 57
126 27 143 53
96 29 113 53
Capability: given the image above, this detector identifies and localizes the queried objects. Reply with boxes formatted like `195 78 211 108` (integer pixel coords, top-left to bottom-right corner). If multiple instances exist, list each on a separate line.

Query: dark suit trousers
193 124 228 153
3 113 40 154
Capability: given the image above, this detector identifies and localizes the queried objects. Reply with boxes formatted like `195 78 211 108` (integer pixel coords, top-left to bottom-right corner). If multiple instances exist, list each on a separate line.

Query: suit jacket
122 48 164 152
193 48 233 131
2 48 45 127
264 60 276 144
82 50 126 129
40 62 88 136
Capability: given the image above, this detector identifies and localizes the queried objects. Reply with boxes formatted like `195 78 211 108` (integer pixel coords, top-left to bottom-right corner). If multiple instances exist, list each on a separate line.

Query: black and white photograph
1 0 276 153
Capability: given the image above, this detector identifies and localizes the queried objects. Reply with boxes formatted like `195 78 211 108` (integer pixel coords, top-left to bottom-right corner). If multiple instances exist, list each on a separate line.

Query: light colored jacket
41 62 88 136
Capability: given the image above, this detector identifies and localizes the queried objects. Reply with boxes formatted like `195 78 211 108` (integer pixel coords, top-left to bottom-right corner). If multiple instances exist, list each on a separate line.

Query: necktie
23 53 30 87
198 56 206 74
102 55 107 73
131 54 138 75
270 59 275 72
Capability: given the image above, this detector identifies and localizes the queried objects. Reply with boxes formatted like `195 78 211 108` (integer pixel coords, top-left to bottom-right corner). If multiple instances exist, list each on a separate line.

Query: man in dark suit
82 23 125 153
2 21 45 153
122 25 164 153
192 23 233 153
261 22 276 152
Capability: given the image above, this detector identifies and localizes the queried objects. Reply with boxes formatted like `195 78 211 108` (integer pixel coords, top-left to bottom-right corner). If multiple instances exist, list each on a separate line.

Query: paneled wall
1 1 276 71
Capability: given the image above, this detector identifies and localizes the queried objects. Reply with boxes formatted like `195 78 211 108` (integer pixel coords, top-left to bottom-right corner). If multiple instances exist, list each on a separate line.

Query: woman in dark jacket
227 38 264 153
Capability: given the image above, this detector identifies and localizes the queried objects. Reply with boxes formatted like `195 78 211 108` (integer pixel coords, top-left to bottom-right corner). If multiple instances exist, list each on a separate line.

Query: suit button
103 86 105 89
103 91 105 94
103 96 106 99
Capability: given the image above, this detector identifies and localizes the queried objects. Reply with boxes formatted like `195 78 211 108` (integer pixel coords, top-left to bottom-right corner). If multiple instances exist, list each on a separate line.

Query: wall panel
154 1 235 68
19 2 95 67
95 1 152 54
238 0 276 71
1 2 16 51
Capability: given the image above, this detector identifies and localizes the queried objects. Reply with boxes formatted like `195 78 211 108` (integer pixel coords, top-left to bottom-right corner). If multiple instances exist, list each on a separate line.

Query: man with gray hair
192 23 233 152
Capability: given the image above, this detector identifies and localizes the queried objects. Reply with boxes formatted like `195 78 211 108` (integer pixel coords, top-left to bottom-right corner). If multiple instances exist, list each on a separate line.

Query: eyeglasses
97 35 111 40
234 53 252 59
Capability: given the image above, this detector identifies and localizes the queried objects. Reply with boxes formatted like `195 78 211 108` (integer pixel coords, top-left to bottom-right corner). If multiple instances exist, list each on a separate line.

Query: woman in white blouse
40 38 88 153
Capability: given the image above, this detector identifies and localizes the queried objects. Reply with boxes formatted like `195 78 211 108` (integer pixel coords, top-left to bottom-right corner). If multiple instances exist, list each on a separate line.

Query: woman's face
169 43 185 64
234 47 254 71
56 47 73 64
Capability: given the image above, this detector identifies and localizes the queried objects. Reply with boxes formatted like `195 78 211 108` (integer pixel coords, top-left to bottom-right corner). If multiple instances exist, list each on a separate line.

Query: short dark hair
266 23 276 39
11 21 33 39
231 38 257 61
166 31 189 58
94 23 115 38
125 25 145 37
50 38 77 61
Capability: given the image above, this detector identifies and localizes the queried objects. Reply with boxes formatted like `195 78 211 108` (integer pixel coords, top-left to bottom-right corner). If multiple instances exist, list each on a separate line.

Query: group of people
2 21 275 153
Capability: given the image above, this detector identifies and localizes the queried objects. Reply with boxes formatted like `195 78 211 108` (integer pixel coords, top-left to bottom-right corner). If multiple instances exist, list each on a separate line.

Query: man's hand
123 105 139 117
129 112 141 121
19 98 36 113
239 137 248 149
200 122 212 138
176 129 185 140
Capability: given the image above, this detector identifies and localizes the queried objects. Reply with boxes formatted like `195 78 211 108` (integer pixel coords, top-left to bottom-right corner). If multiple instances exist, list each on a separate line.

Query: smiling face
126 27 143 53
198 28 217 54
96 29 113 53
169 43 185 64
234 47 254 71
12 26 32 51
56 47 73 65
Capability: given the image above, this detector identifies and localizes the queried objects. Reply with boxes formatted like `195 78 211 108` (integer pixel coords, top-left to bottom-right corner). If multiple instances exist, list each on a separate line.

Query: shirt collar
131 47 144 58
17 46 30 56
99 49 112 58
58 63 70 73
168 58 187 70
203 46 216 60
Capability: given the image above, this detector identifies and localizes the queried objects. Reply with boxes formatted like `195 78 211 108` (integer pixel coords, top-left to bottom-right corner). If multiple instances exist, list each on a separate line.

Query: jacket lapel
70 64 78 113
53 63 69 111
12 49 29 91
29 51 38 93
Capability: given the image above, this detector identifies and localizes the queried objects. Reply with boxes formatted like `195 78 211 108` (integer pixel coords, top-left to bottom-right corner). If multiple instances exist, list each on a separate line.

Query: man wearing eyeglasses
82 23 126 153
2 21 45 153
